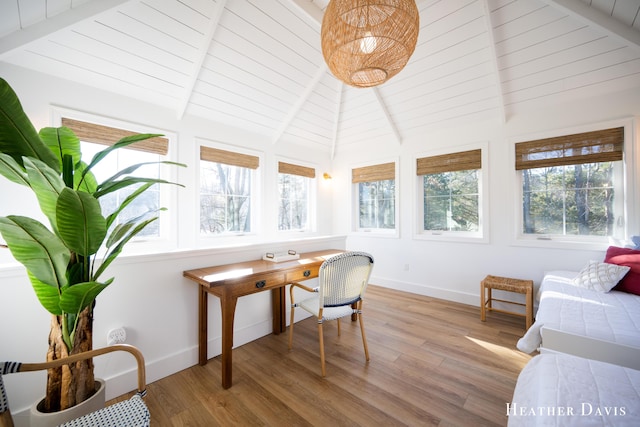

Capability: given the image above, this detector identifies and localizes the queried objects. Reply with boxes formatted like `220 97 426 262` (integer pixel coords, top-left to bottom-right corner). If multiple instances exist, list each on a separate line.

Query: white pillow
572 261 630 292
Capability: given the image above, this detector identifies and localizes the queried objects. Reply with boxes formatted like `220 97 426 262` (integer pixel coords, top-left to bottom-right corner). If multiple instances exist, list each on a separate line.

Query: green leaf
94 217 157 279
0 78 60 172
105 182 154 229
39 127 81 172
56 188 106 257
95 177 181 199
27 271 62 315
103 160 186 184
24 157 65 230
0 152 29 186
74 161 98 193
59 280 112 314
0 215 69 288
106 208 165 247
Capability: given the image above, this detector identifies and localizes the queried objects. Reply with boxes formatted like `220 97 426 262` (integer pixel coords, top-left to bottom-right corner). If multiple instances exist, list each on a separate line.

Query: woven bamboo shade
200 146 259 169
278 161 316 178
352 162 395 183
61 117 169 155
515 127 623 170
321 0 420 88
417 149 482 175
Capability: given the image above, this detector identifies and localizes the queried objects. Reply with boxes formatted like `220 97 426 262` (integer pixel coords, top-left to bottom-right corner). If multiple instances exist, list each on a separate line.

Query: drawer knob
255 280 266 288
303 270 311 277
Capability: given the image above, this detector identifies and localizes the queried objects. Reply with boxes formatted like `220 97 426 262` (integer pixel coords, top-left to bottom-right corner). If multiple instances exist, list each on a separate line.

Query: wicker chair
0 344 149 427
288 251 374 376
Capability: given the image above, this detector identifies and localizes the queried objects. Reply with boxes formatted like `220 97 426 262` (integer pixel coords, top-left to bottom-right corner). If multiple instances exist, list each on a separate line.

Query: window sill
413 232 488 244
511 236 619 251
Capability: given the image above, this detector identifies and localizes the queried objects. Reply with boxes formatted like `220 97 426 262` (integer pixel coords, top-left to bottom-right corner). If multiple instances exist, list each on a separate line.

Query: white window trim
412 141 490 244
509 118 636 251
50 106 179 254
197 139 263 243
275 156 317 236
350 157 400 238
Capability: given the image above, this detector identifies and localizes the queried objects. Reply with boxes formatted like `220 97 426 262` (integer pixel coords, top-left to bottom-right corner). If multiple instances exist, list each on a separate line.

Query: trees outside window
522 163 616 236
416 148 484 239
423 170 479 232
359 179 395 229
199 146 258 235
352 161 397 233
278 173 309 231
516 126 625 241
200 162 252 234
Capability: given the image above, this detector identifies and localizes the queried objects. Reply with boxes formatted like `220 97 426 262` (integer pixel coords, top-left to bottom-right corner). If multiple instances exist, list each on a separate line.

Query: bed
508 353 640 426
516 270 640 370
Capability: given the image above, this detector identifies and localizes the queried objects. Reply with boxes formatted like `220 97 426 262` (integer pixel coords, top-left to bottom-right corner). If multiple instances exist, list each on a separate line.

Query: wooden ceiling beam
544 0 640 54
176 0 227 120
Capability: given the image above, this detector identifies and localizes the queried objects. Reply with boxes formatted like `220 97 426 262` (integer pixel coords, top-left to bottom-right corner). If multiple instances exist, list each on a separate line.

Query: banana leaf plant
0 77 185 412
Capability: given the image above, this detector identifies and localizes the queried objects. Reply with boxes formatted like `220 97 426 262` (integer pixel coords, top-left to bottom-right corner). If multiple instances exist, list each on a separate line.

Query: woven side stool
480 275 533 330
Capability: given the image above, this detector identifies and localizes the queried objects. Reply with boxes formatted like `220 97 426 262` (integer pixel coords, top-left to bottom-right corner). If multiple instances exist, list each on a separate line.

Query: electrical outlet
107 327 126 345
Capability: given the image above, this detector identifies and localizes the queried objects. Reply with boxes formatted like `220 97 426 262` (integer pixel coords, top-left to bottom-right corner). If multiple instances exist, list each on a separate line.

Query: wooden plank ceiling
0 0 639 155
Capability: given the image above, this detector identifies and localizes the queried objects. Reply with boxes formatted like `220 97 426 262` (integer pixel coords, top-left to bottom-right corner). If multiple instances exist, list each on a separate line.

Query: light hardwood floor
109 285 533 426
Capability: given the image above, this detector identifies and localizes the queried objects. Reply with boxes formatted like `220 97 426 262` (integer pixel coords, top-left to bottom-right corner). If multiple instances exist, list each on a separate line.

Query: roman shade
278 162 315 178
352 162 395 183
200 146 259 169
61 117 169 155
416 149 482 176
515 127 623 171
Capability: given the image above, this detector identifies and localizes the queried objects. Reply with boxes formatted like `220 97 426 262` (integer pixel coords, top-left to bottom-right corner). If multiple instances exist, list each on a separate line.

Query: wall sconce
323 172 332 180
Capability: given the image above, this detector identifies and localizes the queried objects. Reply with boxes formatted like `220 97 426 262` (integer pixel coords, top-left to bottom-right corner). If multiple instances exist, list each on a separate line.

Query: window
416 148 485 240
278 161 315 232
352 162 396 232
63 117 169 239
515 126 626 242
200 146 259 235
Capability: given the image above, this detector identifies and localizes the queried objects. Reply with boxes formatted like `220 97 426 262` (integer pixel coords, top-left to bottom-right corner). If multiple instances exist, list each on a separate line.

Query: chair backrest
318 251 374 308
0 345 146 427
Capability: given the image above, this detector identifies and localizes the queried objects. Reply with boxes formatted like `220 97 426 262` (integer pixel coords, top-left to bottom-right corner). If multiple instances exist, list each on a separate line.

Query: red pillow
605 246 640 295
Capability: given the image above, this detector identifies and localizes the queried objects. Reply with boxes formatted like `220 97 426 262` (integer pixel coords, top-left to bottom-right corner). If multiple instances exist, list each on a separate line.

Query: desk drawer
230 272 285 296
286 265 320 282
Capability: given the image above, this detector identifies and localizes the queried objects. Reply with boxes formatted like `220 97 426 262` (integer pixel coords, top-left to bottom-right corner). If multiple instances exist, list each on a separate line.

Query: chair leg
288 304 295 350
318 321 326 377
358 303 370 361
336 318 341 336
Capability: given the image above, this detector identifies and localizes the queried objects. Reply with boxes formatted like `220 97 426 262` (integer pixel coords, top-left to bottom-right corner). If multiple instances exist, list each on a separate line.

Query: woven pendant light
321 0 420 88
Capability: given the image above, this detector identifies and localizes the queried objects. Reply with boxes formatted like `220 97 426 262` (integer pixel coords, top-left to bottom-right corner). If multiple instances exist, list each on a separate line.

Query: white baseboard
371 275 478 306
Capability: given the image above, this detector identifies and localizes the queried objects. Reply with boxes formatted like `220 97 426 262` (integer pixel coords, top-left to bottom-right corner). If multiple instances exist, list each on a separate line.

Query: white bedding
516 271 640 354
508 353 640 426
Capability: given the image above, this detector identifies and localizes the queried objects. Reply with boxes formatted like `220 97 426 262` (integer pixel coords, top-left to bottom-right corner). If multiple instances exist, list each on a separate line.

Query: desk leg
198 286 208 365
220 294 239 389
272 287 286 334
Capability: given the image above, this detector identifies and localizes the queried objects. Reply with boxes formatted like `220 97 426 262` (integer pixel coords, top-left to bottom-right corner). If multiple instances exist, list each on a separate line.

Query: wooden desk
183 249 343 389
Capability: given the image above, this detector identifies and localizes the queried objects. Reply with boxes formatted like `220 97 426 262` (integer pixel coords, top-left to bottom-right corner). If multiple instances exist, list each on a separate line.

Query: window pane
81 142 161 237
522 162 616 236
358 179 395 229
423 170 479 232
200 161 252 234
278 173 309 231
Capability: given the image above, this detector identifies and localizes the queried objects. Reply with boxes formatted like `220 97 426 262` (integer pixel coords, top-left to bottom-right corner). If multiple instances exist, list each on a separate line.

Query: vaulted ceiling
1 0 639 155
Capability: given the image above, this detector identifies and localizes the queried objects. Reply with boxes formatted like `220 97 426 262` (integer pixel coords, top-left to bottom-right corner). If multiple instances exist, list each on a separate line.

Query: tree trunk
43 307 95 412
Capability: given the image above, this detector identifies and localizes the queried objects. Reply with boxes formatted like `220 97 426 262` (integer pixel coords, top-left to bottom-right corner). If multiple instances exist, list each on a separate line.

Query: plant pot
29 378 105 427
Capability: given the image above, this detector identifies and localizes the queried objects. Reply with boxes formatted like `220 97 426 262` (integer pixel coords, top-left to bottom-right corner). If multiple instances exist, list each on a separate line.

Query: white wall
1 62 639 421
